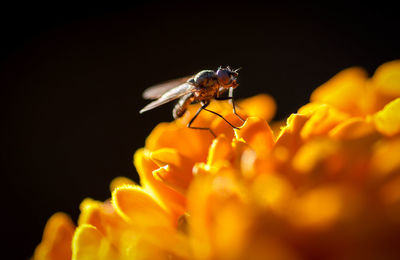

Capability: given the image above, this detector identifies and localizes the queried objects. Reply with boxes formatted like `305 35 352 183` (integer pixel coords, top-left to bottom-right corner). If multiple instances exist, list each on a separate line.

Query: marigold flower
34 61 400 260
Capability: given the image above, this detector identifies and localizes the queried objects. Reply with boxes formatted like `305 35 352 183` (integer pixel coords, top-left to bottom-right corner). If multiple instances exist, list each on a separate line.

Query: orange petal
33 212 75 260
238 94 277 121
72 224 118 260
373 98 400 136
235 117 275 156
112 185 173 228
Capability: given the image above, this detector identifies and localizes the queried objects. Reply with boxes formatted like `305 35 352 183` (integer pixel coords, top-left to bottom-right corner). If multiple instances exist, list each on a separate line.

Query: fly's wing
142 75 194 100
139 82 196 113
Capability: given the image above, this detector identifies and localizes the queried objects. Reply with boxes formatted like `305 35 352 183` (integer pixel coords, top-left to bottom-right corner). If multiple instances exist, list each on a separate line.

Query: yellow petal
112 185 173 228
373 98 400 136
72 224 118 260
33 212 75 260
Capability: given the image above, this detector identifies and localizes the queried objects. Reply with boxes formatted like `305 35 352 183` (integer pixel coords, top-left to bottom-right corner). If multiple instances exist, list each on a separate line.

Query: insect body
140 67 244 137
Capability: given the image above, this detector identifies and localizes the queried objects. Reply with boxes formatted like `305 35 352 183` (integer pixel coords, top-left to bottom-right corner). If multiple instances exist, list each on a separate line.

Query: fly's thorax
193 70 220 101
194 70 218 87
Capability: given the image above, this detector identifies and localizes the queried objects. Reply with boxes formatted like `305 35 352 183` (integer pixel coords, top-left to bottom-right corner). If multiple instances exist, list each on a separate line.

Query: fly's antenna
234 67 242 73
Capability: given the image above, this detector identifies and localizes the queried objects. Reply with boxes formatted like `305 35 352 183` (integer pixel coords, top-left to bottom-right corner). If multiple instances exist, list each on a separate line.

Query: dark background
1 1 399 258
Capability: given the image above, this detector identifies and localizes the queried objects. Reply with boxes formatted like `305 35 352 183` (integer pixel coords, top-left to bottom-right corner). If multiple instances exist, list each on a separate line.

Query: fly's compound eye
216 69 231 85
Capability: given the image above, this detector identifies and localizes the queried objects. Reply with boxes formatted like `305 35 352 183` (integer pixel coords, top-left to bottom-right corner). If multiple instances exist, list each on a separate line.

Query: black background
1 1 399 259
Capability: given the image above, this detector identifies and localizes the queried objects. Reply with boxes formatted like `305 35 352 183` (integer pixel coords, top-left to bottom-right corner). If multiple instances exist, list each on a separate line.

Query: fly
139 66 245 137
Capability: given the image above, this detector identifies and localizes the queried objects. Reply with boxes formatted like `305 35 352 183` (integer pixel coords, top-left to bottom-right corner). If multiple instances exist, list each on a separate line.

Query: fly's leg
187 102 216 137
229 87 245 122
202 107 240 129
215 87 245 122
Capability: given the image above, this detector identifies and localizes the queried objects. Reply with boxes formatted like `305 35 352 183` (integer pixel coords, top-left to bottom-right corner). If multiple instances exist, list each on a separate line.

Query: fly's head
216 66 240 89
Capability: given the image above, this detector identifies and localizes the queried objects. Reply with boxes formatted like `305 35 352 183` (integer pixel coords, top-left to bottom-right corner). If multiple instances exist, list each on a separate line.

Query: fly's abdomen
173 94 193 119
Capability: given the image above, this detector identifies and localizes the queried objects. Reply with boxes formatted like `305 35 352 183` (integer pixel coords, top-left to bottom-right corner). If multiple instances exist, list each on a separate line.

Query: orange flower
34 61 400 259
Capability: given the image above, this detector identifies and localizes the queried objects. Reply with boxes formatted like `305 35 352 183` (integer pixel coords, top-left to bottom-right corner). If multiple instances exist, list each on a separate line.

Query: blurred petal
370 137 400 178
238 94 277 121
206 134 233 165
292 138 339 174
299 103 350 139
373 60 400 97
329 117 377 139
251 174 294 214
310 67 368 115
33 213 75 260
373 98 400 136
289 187 343 229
